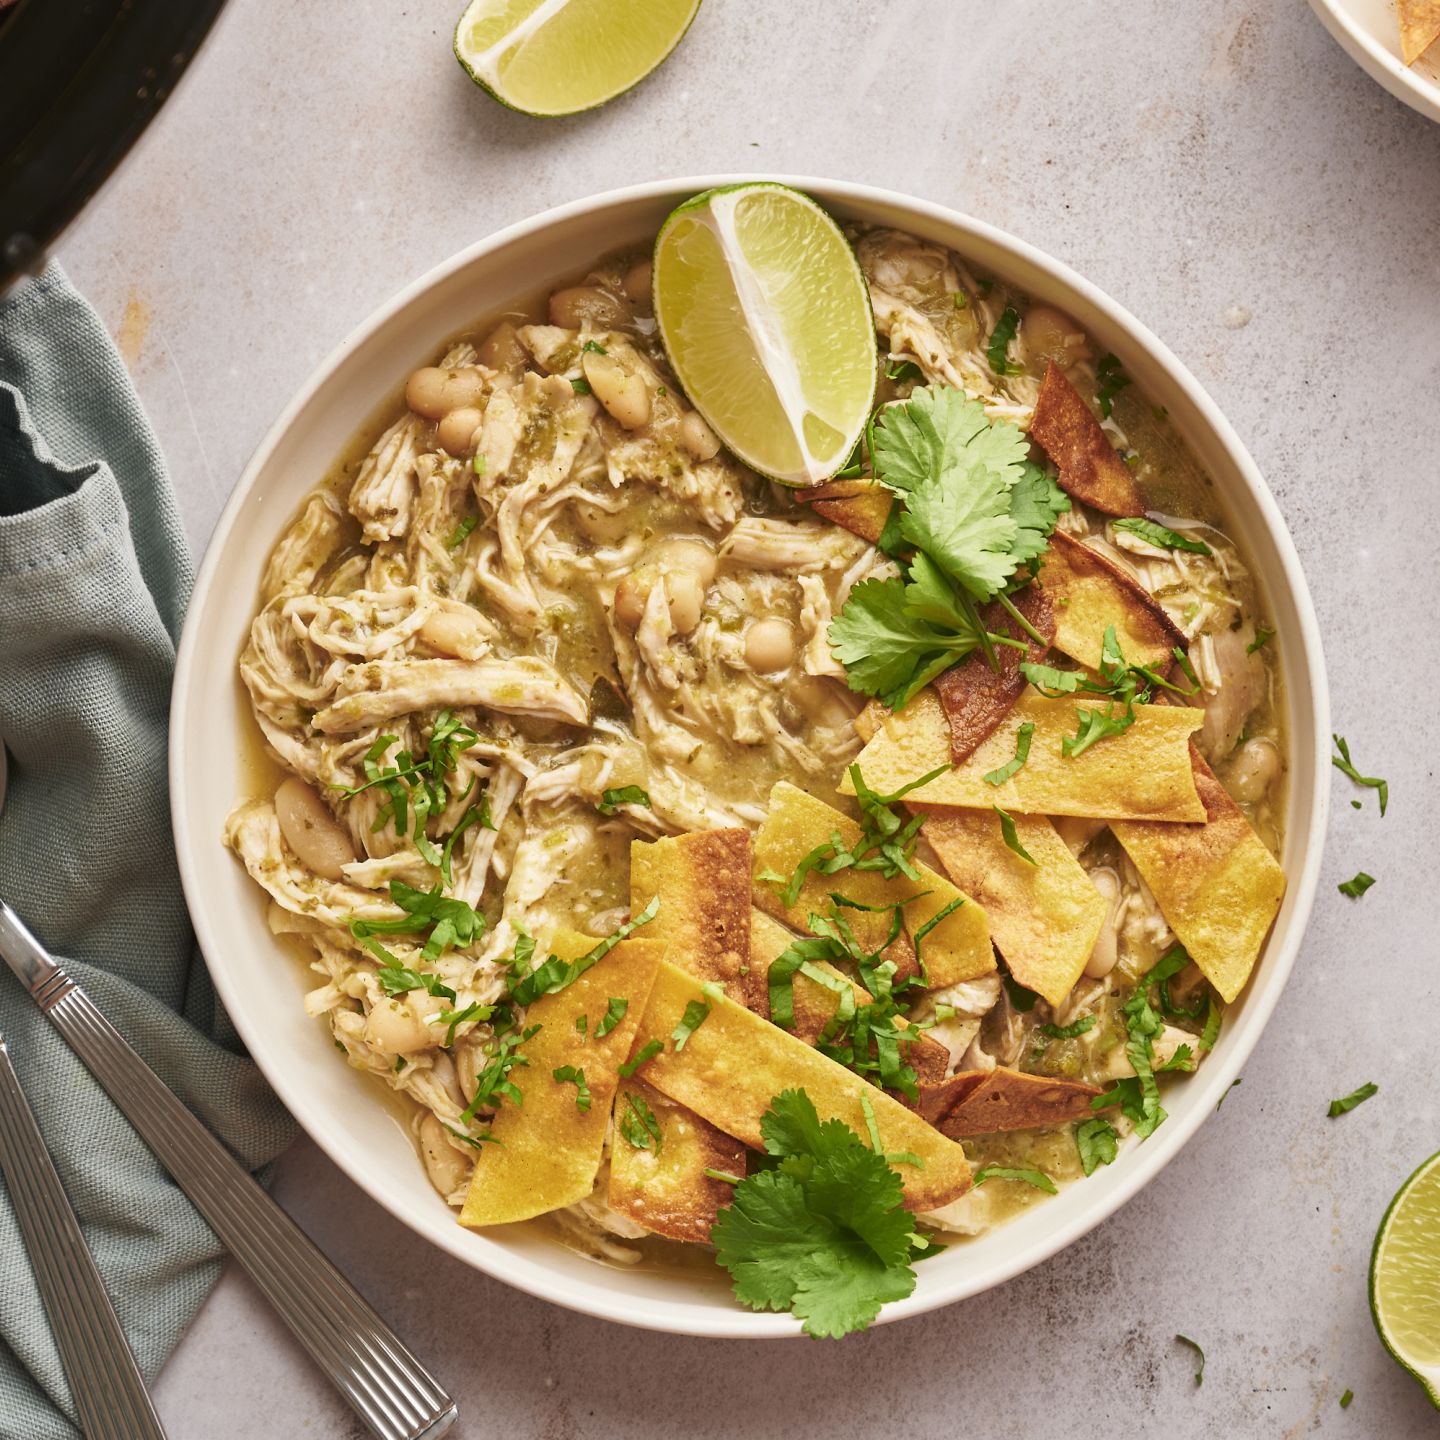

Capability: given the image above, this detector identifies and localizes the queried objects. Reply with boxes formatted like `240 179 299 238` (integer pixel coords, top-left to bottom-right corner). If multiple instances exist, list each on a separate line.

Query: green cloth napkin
0 263 296 1439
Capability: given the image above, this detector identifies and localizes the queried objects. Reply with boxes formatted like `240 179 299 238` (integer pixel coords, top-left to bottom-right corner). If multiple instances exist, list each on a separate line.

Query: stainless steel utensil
0 901 456 1440
0 1032 168 1440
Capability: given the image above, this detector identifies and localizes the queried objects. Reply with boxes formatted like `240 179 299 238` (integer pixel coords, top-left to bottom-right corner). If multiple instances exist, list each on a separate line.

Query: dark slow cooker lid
0 0 227 291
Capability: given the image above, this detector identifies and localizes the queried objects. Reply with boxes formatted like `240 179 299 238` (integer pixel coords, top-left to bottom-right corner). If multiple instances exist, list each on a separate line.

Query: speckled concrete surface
49 1 1440 1434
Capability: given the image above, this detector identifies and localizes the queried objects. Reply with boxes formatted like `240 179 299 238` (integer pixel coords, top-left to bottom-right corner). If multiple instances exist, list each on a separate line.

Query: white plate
1309 0 1440 122
171 176 1330 1337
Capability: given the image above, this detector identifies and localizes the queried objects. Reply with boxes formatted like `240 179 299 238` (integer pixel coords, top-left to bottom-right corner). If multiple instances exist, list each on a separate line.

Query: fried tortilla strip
805 477 893 546
631 959 972 1210
1112 746 1286 1004
1037 530 1185 672
617 830 752 1238
630 829 753 1003
608 1077 743 1244
1400 0 1440 63
1029 361 1143 516
845 689 1205 821
460 933 663 1227
747 910 949 1085
933 585 1056 764
753 781 995 988
920 1067 1101 1137
918 806 1106 1007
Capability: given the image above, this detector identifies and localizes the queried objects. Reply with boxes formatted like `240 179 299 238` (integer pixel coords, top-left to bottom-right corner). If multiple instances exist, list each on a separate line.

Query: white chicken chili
227 223 1286 1271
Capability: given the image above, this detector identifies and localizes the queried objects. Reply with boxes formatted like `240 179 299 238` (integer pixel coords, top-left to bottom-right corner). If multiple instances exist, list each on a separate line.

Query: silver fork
0 1031 167 1439
0 901 457 1440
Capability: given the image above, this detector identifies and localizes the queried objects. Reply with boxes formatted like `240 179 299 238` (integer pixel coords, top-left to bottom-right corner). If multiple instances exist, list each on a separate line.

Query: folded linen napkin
0 263 295 1439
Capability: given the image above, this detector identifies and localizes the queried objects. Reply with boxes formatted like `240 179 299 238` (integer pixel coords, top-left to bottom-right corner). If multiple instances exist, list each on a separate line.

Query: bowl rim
171 173 1331 1338
1307 0 1440 124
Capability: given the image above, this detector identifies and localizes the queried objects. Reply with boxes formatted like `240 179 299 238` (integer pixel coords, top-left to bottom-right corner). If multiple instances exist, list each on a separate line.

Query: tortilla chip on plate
1111 746 1285 1003
1037 530 1185 672
1029 361 1144 516
933 585 1056 764
607 1077 746 1243
746 909 949 1085
1400 0 1440 63
460 933 663 1227
918 805 1107 1007
805 477 894 546
845 689 1205 822
919 1066 1101 1136
629 959 972 1211
631 829 753 1003
753 781 995 988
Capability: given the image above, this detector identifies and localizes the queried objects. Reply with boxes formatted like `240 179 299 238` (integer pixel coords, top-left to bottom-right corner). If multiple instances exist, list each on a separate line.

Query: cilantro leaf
1112 517 1212 555
448 515 478 549
619 1090 663 1152
1075 1117 1119 1175
986 305 1021 376
552 1065 591 1112
1176 1334 1205 1386
671 997 711 1051
618 1039 663 1077
597 785 651 816
508 896 658 1007
1327 1082 1377 1117
1095 353 1131 418
1006 463 1070 567
595 996 628 1038
1038 1015 1096 1040
1331 734 1388 816
1338 871 1375 899
993 804 1037 866
711 1090 920 1338
971 1165 1057 1194
1247 626 1275 654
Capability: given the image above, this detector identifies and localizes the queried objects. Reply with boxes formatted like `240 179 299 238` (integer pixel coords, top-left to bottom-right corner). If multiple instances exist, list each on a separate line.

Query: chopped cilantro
570 377 592 395
1039 1015 1096 1040
595 996 628 1038
351 880 484 969
971 1165 1057 1194
1112 516 1212 555
1216 1077 1241 1110
1247 626 1275 654
884 359 924 384
994 805 1037 866
1175 1333 1205 1386
618 1039 663 1077
619 1091 663 1153
671 997 712 1051
460 1023 541 1120
471 453 487 476
1331 735 1388 816
373 963 457 1003
1338 871 1375 899
581 340 607 354
1339 1389 1353 1409
507 896 658 1007
447 515 478 549
597 785 651 816
1075 1117 1119 1175
1095 353 1131 417
986 306 1021 375
552 1065 591 1112
984 721 1035 786
1327 1082 1377 1117
711 1089 930 1338
436 999 492 1048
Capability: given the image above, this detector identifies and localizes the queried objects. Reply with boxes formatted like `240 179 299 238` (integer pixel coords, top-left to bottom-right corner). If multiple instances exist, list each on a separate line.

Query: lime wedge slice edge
1371 1148 1440 1410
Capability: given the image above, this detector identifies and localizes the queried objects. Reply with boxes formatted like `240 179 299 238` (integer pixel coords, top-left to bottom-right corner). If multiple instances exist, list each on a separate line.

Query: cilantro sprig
828 386 1069 710
711 1089 938 1338
1331 734 1388 816
1112 516 1211 555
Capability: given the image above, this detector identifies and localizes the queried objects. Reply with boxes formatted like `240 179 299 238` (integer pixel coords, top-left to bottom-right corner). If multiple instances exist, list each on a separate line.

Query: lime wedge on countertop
454 0 701 117
652 183 877 487
1371 1148 1440 1410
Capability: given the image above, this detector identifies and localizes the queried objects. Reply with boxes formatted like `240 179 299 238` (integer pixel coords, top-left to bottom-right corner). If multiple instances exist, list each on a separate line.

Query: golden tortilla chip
630 829 753 1002
607 1077 746 1243
1112 746 1285 1003
918 805 1107 1007
806 478 893 546
919 1067 1100 1136
1038 530 1185 672
846 689 1205 822
1400 0 1440 63
629 959 973 1211
753 781 995 988
1029 361 1143 516
460 934 663 1227
747 910 949 1085
933 586 1056 764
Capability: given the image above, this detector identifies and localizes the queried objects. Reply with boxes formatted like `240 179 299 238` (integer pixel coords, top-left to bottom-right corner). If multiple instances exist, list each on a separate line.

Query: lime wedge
1371 1148 1440 1410
653 183 876 487
454 0 700 117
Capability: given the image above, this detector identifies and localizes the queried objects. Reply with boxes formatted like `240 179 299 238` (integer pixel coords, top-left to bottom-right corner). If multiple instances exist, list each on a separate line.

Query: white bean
680 410 721 461
744 618 796 673
1023 304 1091 369
418 1113 472 1197
476 320 526 372
274 778 355 880
436 406 481 457
663 572 705 635
364 996 436 1056
1227 736 1281 805
612 539 716 633
583 352 650 430
419 602 492 660
405 366 486 420
548 285 630 330
622 260 653 309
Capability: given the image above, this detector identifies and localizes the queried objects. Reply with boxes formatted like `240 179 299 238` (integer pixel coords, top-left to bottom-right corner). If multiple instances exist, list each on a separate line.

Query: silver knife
0 901 456 1440
0 1032 167 1439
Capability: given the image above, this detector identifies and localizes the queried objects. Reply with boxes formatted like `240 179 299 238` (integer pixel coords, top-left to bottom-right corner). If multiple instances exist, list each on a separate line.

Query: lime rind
454 0 701 118
1370 1147 1440 1411
653 183 876 488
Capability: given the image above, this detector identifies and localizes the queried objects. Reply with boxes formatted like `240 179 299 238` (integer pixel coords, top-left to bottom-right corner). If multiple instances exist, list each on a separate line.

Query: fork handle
0 904 455 1440
0 1038 167 1440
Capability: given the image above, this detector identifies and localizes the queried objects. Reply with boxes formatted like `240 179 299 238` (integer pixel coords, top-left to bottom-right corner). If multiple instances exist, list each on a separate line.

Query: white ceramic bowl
1309 0 1440 123
171 176 1330 1338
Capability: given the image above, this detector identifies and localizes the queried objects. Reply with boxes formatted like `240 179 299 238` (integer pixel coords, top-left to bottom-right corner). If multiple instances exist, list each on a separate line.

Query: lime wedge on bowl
1371 1148 1440 1409
455 0 701 117
653 183 876 486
